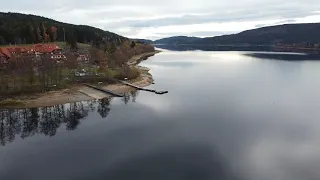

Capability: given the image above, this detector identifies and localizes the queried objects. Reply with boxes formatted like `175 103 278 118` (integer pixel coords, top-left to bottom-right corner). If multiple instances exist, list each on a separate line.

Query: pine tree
36 26 42 42
28 25 36 43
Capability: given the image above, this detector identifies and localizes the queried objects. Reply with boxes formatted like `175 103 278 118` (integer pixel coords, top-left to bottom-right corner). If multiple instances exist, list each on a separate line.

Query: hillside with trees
133 39 154 44
154 23 320 46
0 12 157 101
0 12 127 45
154 36 200 45
202 23 320 45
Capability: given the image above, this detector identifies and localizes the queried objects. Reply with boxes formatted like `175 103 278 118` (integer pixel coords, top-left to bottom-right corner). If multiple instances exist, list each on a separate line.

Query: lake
1 50 320 180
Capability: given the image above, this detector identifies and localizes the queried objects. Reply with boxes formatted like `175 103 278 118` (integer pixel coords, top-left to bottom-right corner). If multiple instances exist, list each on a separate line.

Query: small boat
155 91 168 95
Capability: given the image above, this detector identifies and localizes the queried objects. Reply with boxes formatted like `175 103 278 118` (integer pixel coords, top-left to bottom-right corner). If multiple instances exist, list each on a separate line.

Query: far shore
0 50 160 109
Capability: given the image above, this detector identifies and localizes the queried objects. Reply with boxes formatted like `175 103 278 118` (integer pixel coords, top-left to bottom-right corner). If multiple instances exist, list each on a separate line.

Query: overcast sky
1 0 320 40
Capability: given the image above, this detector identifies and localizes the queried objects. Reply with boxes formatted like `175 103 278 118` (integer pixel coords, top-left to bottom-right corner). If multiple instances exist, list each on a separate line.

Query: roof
0 48 12 58
31 44 62 53
7 46 30 54
0 44 62 60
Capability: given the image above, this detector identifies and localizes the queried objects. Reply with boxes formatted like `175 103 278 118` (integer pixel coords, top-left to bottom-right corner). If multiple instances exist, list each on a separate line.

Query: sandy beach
1 51 159 109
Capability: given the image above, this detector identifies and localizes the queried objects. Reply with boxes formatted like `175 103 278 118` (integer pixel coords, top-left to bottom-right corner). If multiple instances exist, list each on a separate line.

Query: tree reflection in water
122 93 131 104
21 108 39 139
0 91 140 146
98 97 112 119
123 90 139 104
65 102 89 131
130 90 139 103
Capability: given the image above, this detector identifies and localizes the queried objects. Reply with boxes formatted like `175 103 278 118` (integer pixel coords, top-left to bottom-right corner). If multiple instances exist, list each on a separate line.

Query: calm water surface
1 51 320 180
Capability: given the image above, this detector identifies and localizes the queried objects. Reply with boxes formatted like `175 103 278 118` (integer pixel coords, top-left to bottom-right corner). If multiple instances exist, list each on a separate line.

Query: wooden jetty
83 83 124 97
119 81 168 95
119 81 151 91
155 91 169 95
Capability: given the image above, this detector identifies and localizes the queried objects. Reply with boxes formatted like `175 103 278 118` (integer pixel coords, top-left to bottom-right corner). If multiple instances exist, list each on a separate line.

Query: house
31 44 62 54
32 44 64 62
1 43 61 55
6 43 62 58
0 44 66 70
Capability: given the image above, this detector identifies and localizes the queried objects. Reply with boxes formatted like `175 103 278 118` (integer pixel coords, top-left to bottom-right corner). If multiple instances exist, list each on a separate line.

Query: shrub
114 67 141 80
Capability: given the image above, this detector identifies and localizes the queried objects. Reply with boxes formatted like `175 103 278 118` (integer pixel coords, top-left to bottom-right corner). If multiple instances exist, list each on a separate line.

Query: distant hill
154 36 201 45
133 39 154 44
0 12 127 45
155 23 320 46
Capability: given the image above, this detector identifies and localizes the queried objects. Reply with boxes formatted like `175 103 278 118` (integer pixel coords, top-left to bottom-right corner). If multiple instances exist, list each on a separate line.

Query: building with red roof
31 44 62 54
0 43 62 59
0 43 63 69
4 43 60 54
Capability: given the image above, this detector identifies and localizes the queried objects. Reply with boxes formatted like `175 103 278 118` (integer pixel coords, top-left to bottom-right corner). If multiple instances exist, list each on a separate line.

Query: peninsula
0 12 160 108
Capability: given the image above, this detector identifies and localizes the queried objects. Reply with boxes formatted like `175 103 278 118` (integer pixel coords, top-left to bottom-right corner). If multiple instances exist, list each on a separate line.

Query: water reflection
245 52 320 61
122 90 140 104
3 51 320 180
130 90 139 103
97 143 238 180
155 44 274 52
122 93 131 104
0 90 140 146
97 98 112 119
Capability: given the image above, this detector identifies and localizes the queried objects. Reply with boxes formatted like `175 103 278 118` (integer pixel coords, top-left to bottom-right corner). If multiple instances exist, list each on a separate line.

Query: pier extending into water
119 81 168 95
83 83 124 97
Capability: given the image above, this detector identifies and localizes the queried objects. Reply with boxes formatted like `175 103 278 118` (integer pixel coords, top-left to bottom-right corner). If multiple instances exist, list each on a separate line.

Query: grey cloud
124 7 319 28
1 0 320 39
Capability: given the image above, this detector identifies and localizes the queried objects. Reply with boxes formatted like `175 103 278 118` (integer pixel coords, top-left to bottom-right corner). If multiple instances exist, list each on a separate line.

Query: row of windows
51 55 66 59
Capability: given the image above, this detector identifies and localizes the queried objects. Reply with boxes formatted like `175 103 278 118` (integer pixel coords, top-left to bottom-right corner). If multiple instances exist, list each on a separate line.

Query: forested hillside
154 36 200 44
154 23 320 46
133 39 154 44
202 23 320 45
0 12 127 45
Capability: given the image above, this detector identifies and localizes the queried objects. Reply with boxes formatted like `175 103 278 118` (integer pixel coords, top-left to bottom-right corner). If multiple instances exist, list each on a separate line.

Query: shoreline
0 51 160 109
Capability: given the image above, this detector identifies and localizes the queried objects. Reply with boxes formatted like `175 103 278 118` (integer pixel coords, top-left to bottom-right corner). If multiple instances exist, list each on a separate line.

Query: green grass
106 69 118 77
0 41 91 49
55 41 91 49
0 99 25 107
0 44 33 48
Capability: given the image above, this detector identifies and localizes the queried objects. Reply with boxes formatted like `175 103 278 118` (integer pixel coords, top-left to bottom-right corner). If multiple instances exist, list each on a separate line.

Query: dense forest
153 23 320 45
0 12 127 45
